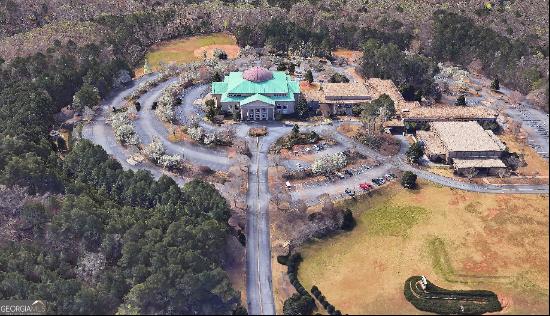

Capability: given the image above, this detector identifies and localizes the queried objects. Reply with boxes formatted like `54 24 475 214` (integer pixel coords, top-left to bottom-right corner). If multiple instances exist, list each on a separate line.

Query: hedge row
280 252 317 315
404 276 502 315
286 253 312 299
311 286 342 315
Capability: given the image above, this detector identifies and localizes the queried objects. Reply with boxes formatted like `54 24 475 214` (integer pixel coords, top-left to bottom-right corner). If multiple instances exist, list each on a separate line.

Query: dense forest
0 11 242 315
1 0 546 105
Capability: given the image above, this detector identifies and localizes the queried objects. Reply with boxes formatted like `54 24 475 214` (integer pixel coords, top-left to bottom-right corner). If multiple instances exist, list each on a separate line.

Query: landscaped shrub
283 293 316 315
404 276 502 315
277 254 289 265
341 209 356 231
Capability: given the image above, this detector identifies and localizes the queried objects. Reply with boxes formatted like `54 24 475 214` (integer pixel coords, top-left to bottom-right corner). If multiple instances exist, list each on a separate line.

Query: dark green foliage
359 39 438 100
491 78 500 91
72 83 100 112
295 95 309 119
277 255 290 266
329 73 350 83
233 304 248 315
0 137 241 314
431 10 536 94
406 142 424 163
212 72 223 82
455 95 467 106
311 286 320 296
283 293 316 315
404 122 430 133
235 19 333 57
205 99 219 121
288 63 296 75
480 121 500 133
404 276 502 314
341 209 356 231
274 129 321 152
232 109 241 121
310 285 344 315
305 70 314 84
354 94 396 119
401 171 418 189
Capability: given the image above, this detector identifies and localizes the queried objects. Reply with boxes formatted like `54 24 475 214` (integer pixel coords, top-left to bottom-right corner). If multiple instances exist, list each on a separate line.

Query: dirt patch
332 49 363 64
500 133 549 178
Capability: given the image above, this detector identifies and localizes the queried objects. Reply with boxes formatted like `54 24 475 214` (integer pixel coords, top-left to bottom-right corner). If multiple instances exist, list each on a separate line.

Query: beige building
403 106 498 124
318 79 421 117
319 82 375 115
417 121 508 176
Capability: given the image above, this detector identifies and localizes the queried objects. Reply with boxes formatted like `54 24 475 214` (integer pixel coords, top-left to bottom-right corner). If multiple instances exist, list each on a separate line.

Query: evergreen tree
491 78 500 91
305 70 314 84
455 95 467 106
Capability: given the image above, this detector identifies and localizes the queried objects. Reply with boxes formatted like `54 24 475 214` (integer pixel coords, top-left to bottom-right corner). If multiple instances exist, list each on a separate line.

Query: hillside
1 0 548 103
0 21 109 61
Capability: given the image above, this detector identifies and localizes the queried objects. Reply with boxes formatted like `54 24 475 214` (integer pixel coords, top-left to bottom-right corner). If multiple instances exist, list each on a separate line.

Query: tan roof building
320 82 376 103
418 121 508 176
403 106 498 123
416 130 446 161
431 121 506 153
453 158 507 169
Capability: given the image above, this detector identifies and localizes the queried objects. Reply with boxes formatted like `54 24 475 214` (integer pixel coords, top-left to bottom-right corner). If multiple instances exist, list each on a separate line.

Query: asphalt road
135 80 233 171
82 75 187 185
246 136 276 315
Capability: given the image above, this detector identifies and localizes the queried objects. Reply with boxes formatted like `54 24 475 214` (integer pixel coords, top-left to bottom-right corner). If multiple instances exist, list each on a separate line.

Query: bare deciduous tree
462 167 479 180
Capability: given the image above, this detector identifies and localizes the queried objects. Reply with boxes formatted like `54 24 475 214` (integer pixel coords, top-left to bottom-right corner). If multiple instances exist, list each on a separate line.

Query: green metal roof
241 94 276 106
212 70 301 107
215 71 298 95
212 82 228 94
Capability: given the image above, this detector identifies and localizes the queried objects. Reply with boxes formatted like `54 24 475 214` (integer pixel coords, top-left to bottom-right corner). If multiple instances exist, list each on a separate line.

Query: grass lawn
297 181 549 314
135 33 239 75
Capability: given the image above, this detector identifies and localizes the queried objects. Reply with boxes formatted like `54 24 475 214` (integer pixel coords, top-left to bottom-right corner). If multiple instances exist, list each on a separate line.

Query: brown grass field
134 33 239 76
297 181 549 314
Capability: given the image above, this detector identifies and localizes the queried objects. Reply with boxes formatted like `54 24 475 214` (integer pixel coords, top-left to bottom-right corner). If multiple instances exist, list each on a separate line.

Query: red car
359 183 373 191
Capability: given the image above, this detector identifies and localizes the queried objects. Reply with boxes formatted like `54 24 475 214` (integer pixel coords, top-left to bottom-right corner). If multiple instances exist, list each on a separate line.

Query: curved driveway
82 75 188 185
134 80 233 171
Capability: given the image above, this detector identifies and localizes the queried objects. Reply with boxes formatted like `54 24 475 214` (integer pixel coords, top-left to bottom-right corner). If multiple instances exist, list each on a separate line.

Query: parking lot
289 163 397 206
507 104 549 159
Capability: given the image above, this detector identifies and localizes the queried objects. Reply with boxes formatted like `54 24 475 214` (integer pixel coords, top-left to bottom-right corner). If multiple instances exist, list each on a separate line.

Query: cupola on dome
243 67 273 83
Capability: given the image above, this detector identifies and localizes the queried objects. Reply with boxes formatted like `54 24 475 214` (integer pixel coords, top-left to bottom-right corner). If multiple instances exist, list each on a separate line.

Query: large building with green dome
211 67 301 121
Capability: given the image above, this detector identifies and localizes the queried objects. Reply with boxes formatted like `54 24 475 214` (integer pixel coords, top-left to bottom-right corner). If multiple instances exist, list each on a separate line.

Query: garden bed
404 276 502 315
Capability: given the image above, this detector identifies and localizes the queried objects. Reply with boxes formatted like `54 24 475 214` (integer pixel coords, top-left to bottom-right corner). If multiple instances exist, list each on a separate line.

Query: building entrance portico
241 101 275 121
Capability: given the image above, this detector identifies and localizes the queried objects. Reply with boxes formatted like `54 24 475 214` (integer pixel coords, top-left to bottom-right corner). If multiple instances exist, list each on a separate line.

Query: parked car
286 181 292 190
359 183 373 191
344 170 353 177
345 188 356 197
336 172 346 179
